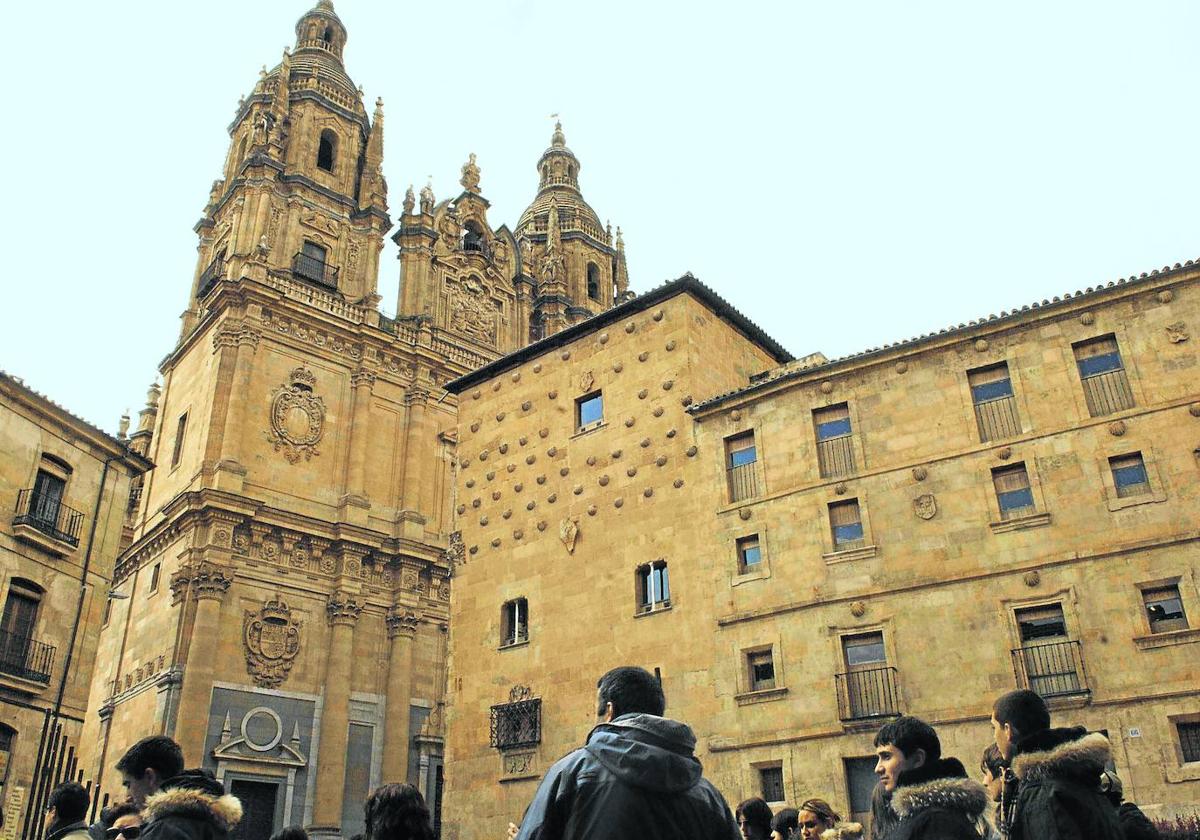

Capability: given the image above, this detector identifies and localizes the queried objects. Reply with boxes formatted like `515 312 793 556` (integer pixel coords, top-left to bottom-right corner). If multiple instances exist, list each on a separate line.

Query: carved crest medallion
559 518 579 554
267 368 326 463
449 276 497 344
243 597 301 688
579 370 595 392
1166 321 1189 343
914 494 938 520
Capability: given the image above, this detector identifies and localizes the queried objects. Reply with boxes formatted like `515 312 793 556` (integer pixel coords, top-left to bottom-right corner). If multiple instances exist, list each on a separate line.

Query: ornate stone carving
579 370 594 392
849 601 867 618
460 153 481 193
1108 420 1127 437
559 518 579 554
974 338 989 352
509 684 532 702
443 530 465 572
385 607 420 639
243 596 301 688
914 494 938 520
449 276 497 344
1166 322 1188 343
267 368 326 463
301 212 339 237
912 466 928 482
1023 570 1041 588
419 180 435 214
403 185 416 215
326 591 363 626
1157 289 1174 304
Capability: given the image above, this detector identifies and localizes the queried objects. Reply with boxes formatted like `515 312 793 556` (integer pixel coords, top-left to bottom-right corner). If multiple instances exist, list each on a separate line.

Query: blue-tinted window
816 416 852 440
971 377 1014 403
1077 352 1123 378
728 443 756 468
843 634 886 666
741 544 761 567
833 521 864 547
1111 454 1149 496
577 392 603 428
997 487 1035 514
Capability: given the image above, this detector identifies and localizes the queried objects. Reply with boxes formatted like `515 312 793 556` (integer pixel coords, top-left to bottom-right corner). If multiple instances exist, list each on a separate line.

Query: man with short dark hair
44 782 91 840
512 665 740 840
991 689 1122 840
872 716 992 839
115 737 184 809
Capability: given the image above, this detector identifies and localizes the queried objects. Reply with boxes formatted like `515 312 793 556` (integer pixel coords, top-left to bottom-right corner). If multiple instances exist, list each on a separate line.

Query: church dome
265 1 363 115
515 123 607 245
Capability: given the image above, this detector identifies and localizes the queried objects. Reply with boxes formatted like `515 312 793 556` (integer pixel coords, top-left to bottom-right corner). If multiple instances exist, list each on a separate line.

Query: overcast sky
3 1 1197 433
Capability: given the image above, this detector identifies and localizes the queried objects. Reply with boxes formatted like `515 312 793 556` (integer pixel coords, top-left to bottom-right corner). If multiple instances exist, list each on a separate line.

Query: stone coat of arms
243 597 302 688
267 367 325 463
914 493 938 520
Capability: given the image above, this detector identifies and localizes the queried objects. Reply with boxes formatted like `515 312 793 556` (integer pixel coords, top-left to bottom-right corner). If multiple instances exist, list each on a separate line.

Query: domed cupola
269 0 362 114
515 122 606 246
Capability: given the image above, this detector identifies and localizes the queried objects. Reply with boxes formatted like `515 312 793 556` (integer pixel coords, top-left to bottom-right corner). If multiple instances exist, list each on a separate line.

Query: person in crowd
115 737 184 810
873 716 995 840
868 782 898 840
770 808 798 840
363 784 434 840
102 802 144 840
1098 770 1160 840
979 744 1015 838
512 665 741 840
991 689 1122 840
268 827 308 840
44 782 92 840
736 798 773 840
796 800 840 839
139 768 241 840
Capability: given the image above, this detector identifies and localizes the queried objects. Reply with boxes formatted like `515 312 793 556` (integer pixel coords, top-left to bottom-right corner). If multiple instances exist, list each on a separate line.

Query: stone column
309 589 363 835
213 323 260 490
401 386 432 514
380 607 420 782
171 563 232 765
342 368 376 505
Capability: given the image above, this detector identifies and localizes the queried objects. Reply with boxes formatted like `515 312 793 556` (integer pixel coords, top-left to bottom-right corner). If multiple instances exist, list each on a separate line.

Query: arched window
236 135 247 164
463 220 486 254
317 130 337 173
586 263 601 301
323 26 335 43
2 578 44 643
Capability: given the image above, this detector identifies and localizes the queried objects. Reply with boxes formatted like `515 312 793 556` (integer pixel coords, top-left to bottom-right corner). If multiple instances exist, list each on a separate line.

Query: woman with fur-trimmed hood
140 769 242 840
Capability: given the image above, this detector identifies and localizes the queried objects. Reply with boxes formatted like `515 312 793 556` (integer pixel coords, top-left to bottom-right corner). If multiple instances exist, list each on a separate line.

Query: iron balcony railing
196 256 225 298
836 666 902 721
0 629 55 684
974 395 1021 442
490 698 541 750
817 435 856 478
292 252 340 289
1080 369 1135 417
1011 639 1089 698
14 488 84 547
727 463 760 502
463 239 489 257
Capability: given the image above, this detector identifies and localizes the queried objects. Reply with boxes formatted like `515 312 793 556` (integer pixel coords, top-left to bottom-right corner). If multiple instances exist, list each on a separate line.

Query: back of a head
101 802 141 829
992 690 1050 740
980 743 1006 777
115 736 184 782
269 827 308 840
364 784 433 840
736 798 773 835
49 782 90 825
596 666 665 718
770 808 798 835
799 799 841 826
873 716 941 764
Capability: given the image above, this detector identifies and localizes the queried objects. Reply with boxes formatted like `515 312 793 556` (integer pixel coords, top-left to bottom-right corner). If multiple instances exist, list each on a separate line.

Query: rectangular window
747 649 776 692
575 391 603 431
845 757 878 827
500 598 528 647
725 432 760 502
814 403 855 478
1016 604 1067 641
636 561 670 612
1014 603 1083 697
759 766 785 803
1179 722 1200 763
490 697 541 750
829 499 865 550
148 562 161 594
736 535 762 573
992 463 1035 520
1110 453 1150 498
968 362 1020 442
839 632 898 720
30 469 66 529
1143 585 1188 634
171 413 188 468
1073 335 1134 416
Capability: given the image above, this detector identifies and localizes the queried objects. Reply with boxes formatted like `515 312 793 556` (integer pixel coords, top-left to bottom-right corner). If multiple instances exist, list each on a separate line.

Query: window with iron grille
814 403 855 478
1178 721 1200 764
747 648 776 692
968 363 1020 442
759 766 785 802
726 432 759 502
501 598 528 647
992 464 1035 519
736 535 761 573
829 499 865 550
636 561 670 613
1110 453 1150 498
490 698 541 750
1143 585 1188 634
1073 335 1134 416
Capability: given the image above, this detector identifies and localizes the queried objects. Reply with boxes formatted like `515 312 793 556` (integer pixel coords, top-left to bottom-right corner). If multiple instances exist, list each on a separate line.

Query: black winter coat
1009 728 1123 840
1118 803 1160 840
140 771 242 840
887 758 997 840
513 713 740 840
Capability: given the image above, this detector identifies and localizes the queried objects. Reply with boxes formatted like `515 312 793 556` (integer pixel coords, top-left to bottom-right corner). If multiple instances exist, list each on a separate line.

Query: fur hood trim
144 788 243 832
1011 731 1111 783
891 775 990 822
821 823 864 840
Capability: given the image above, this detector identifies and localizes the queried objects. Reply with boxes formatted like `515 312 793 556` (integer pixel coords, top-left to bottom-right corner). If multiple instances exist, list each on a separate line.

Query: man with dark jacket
44 782 92 840
115 737 185 810
873 716 995 840
140 769 241 840
513 665 740 840
991 689 1123 840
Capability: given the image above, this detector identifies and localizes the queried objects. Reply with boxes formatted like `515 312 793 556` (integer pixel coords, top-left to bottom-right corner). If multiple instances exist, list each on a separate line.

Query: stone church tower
76 3 630 836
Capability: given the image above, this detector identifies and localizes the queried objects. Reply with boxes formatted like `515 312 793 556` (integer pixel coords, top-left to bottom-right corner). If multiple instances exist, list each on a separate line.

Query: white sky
3 1 1197 433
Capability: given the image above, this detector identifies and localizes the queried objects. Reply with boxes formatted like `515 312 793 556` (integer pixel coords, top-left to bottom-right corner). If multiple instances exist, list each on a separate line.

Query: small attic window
317 130 336 172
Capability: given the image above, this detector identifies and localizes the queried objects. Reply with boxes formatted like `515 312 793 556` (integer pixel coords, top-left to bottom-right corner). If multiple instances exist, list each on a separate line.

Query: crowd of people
36 666 1160 840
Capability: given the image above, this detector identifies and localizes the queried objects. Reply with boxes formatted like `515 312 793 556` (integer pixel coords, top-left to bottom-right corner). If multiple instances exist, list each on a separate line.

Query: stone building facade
443 266 1200 838
0 373 150 840
71 3 626 840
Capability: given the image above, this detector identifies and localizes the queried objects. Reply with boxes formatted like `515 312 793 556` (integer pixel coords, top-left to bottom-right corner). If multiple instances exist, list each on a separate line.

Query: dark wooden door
229 780 278 840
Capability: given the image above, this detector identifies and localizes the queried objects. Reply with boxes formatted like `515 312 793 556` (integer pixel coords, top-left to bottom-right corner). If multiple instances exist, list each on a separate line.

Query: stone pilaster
172 563 233 765
381 607 420 782
340 367 377 519
310 589 363 833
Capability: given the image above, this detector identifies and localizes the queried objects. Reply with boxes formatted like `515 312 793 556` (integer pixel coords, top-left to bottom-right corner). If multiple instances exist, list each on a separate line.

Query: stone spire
360 97 386 211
